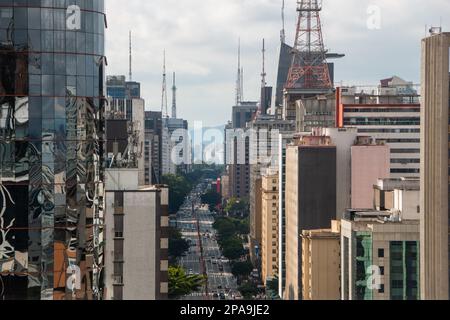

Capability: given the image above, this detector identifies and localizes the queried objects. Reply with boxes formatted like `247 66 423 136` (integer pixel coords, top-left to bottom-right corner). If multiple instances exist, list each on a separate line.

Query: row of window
0 7 105 33
0 29 106 55
0 0 105 12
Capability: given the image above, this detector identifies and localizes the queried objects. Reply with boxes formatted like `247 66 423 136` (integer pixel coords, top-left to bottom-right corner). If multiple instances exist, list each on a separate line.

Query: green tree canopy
231 261 253 279
168 227 190 263
238 281 259 300
168 266 206 299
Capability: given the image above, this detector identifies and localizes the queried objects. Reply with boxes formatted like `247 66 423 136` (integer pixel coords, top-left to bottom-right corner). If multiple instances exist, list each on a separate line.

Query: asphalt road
177 182 240 300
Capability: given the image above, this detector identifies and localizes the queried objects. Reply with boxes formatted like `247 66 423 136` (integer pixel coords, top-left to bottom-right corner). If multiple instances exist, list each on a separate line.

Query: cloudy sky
105 0 450 127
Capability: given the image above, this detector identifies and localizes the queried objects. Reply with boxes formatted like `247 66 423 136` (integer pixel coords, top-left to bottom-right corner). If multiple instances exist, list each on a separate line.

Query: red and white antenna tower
285 0 332 90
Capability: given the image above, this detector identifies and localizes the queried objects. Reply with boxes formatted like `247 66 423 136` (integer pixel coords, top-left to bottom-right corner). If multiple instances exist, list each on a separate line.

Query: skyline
106 0 449 127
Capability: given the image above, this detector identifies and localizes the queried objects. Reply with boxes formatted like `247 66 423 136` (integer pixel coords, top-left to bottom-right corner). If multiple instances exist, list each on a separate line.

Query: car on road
219 293 226 300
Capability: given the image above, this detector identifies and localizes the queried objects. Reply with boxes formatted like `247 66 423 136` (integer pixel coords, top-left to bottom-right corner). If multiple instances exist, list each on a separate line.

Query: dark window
378 248 385 258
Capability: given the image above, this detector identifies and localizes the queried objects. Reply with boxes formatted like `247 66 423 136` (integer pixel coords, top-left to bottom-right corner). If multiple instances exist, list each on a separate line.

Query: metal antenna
261 39 267 88
236 38 242 106
172 72 177 119
281 0 286 43
286 0 332 90
161 50 168 117
129 30 132 81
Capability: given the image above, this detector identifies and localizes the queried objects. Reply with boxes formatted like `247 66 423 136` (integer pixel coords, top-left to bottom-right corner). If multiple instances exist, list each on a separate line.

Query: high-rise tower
0 1 107 300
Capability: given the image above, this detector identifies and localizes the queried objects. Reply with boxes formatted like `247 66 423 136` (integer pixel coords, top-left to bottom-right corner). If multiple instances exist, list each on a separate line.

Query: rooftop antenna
281 0 286 43
161 50 168 118
261 38 267 88
236 39 242 105
129 30 132 81
172 72 177 119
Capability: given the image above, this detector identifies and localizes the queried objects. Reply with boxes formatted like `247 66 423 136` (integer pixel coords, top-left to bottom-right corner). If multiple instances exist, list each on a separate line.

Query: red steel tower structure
286 0 332 90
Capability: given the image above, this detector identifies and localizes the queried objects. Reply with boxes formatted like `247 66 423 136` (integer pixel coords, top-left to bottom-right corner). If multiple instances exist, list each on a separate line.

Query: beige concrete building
220 174 230 200
249 177 262 264
420 31 450 300
301 221 341 300
261 169 280 285
351 137 390 209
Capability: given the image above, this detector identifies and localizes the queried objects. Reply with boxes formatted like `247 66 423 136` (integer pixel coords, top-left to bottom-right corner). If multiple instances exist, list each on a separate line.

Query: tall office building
261 168 279 285
285 135 337 300
227 102 258 199
144 111 163 185
420 32 450 300
104 169 169 300
277 133 295 298
0 1 106 299
337 79 421 178
248 115 295 264
161 117 189 175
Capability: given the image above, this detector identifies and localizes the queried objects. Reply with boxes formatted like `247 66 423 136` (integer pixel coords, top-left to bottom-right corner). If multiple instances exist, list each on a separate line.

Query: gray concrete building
104 169 169 300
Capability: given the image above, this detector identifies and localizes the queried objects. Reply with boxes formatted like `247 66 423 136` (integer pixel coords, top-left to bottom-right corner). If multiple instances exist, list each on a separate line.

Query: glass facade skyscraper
0 0 106 300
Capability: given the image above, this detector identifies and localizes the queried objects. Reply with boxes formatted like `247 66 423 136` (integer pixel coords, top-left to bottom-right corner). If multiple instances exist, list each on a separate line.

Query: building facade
301 221 341 300
261 169 279 285
145 111 163 185
341 210 420 300
351 137 391 209
420 32 450 300
337 80 421 178
0 1 106 300
104 169 169 300
285 135 337 300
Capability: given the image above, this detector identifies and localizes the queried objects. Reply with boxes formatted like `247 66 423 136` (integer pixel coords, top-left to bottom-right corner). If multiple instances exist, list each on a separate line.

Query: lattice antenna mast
161 50 168 117
281 0 286 43
285 0 332 89
129 30 132 81
261 39 267 88
236 39 242 105
172 72 177 119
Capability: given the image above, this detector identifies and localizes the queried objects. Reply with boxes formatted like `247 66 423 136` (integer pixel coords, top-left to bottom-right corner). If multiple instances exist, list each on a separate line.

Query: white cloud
105 0 449 126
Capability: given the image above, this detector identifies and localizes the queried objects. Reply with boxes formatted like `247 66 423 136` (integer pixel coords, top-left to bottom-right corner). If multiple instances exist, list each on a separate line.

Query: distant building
161 117 190 175
285 135 337 300
227 102 258 199
107 75 141 99
220 174 231 200
351 137 390 209
145 111 163 185
104 169 169 300
301 221 341 300
337 78 421 178
420 32 450 300
261 169 280 285
248 115 295 265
